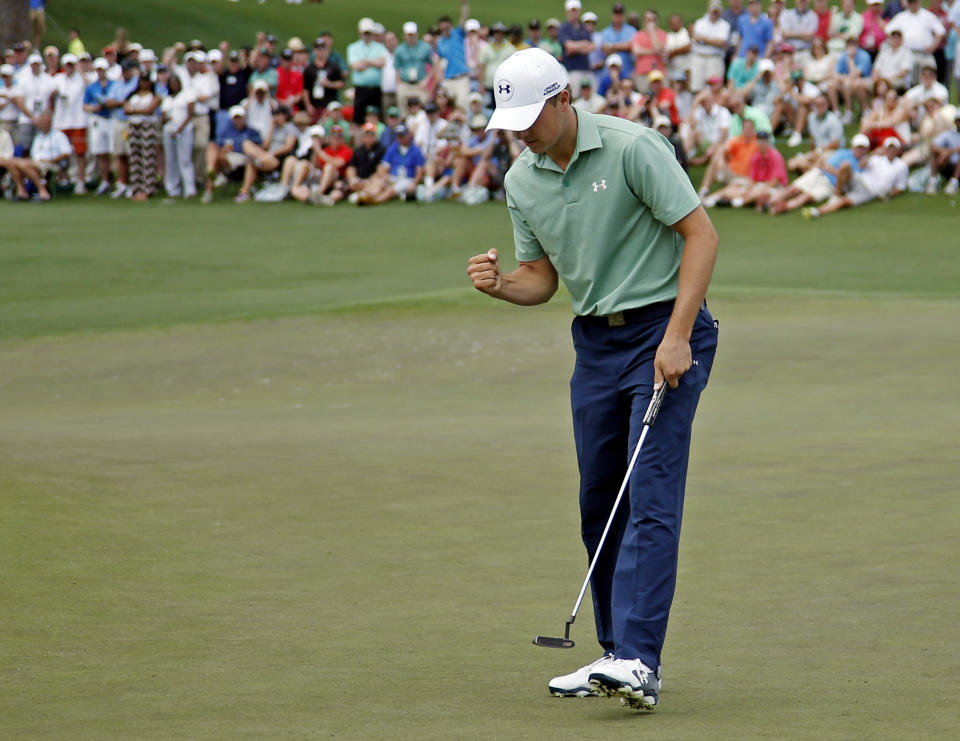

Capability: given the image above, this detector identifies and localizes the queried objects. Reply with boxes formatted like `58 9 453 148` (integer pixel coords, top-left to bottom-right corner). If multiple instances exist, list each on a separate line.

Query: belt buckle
606 311 625 327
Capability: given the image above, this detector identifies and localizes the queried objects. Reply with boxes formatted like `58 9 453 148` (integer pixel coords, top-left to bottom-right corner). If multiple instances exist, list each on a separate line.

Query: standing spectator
582 12 607 79
161 73 196 199
691 1 732 93
665 13 693 83
52 54 89 192
813 0 832 42
543 19 565 61
30 0 47 52
0 66 23 140
302 40 344 121
885 0 946 85
109 60 141 198
381 31 400 113
479 23 517 108
601 3 637 70
83 59 119 194
780 0 820 67
219 50 251 111
722 0 748 55
243 79 278 141
347 18 388 123
15 53 54 153
394 23 434 118
525 19 550 56
827 0 863 54
559 1 596 92
463 19 487 94
860 0 887 60
738 0 775 57
178 51 216 189
435 2 472 110
247 49 278 95
631 9 667 88
275 49 304 110
124 73 161 201
316 29 347 72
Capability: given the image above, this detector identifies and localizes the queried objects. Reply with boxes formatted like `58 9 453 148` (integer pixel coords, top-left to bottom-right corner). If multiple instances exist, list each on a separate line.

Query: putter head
532 636 575 648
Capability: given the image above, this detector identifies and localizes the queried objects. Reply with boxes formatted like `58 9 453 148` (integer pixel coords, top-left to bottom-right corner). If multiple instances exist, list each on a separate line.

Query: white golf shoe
548 654 614 697
588 658 661 711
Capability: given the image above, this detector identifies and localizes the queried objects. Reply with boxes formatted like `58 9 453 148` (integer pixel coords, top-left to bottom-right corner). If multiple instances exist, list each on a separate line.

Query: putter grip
642 385 667 426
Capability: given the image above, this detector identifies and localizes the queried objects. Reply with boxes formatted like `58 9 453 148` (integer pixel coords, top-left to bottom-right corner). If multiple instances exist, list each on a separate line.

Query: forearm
666 208 717 340
489 260 558 306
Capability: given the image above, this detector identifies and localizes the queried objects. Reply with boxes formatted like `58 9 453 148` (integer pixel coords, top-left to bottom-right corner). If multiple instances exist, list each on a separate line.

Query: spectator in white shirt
682 89 732 174
691 1 731 92
665 13 693 82
160 73 197 199
807 136 908 217
3 113 71 200
52 54 90 192
0 65 25 139
868 29 914 92
243 79 278 141
14 53 55 152
885 0 946 84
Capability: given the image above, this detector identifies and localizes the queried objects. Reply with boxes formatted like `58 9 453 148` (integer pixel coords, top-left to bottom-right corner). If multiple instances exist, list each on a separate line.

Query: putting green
2 294 957 739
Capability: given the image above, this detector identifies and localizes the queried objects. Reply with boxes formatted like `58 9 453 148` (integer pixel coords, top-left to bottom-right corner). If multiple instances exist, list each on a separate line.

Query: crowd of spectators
1 0 959 213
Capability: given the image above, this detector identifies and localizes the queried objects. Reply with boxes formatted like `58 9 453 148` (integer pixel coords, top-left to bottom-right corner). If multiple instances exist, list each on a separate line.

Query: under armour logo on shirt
592 180 607 192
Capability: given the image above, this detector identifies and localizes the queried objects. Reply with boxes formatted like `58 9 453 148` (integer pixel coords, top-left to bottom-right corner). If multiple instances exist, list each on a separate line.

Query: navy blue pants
570 302 718 671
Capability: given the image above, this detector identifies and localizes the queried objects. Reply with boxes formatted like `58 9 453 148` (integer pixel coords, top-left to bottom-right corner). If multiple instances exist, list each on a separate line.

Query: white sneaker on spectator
347 192 360 204
201 190 213 204
95 181 111 196
841 110 853 125
925 177 939 195
787 131 803 148
74 182 86 195
111 184 128 199
731 197 744 208
213 174 228 188
945 178 959 195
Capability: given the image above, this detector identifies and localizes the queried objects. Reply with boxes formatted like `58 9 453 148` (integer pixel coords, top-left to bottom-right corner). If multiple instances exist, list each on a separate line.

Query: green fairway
2 199 959 739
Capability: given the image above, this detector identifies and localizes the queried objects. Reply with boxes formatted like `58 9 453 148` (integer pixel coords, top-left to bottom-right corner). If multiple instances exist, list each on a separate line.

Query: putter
533 383 667 649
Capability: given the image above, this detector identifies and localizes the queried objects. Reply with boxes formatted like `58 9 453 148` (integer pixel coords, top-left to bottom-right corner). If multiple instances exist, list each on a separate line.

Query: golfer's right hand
467 249 501 295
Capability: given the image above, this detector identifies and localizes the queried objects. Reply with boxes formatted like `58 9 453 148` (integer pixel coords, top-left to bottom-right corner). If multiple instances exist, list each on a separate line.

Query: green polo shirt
505 109 700 316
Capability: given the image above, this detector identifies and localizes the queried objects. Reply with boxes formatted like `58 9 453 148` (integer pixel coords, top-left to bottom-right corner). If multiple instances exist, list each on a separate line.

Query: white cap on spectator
229 105 246 118
605 54 622 67
653 115 672 129
708 0 723 10
883 136 900 149
758 58 775 73
252 79 269 92
546 18 561 28
308 125 325 137
128 42 143 53
582 11 598 22
565 0 582 10
372 22 385 35
93 58 109 70
193 50 208 63
468 91 484 103
403 22 418 35
328 100 342 110
358 17 376 34
464 19 482 32
140 48 156 62
851 133 870 148
78 52 92 61
207 49 223 62
866 0 881 4
0 64 13 76
486 48 569 132
28 53 42 65
62 53 79 65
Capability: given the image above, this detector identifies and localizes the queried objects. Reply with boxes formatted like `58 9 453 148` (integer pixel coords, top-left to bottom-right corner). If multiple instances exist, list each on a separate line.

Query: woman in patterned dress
123 73 162 201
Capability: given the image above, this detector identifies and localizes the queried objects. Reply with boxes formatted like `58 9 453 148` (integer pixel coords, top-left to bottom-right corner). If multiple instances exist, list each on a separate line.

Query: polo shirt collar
530 107 603 173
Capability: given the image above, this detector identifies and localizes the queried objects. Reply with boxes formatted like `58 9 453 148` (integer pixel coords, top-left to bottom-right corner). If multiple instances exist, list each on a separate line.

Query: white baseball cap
372 22 385 35
851 133 870 148
93 58 109 71
358 17 376 34
128 42 143 53
565 0 582 10
486 48 569 132
27 53 42 65
0 64 13 76
308 124 325 137
192 50 208 63
140 48 157 62
403 22 418 35
653 115 672 129
582 11 598 22
883 136 900 148
62 53 79 65
605 53 622 67
464 18 482 32
758 58 775 73
229 105 246 118
252 79 269 92
207 49 223 62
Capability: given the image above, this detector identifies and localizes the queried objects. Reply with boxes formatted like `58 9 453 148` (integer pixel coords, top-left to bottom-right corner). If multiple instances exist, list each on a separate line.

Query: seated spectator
414 100 447 161
2 112 72 200
276 124 324 201
804 136 907 217
827 38 873 123
803 38 836 96
319 100 352 144
244 79 278 141
597 54 624 98
203 105 261 203
445 113 498 201
327 121 386 204
902 65 948 115
769 132 871 213
682 88 731 171
654 115 688 171
741 58 779 119
860 87 911 148
906 96 958 167
301 122 352 204
381 106 404 150
772 68 820 146
235 106 298 202
884 0 945 86
926 109 960 194
701 118 760 196
703 130 788 209
727 45 761 91
350 123 425 205
646 70 680 126
572 78 606 113
727 93 773 137
787 93 844 171
160 73 196 199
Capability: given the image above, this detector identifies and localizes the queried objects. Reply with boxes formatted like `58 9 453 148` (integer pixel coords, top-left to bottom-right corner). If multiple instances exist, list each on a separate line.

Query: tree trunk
0 0 32 51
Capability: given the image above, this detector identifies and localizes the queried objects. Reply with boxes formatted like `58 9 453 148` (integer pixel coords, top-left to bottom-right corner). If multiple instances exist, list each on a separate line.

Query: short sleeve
505 187 545 263
623 129 701 226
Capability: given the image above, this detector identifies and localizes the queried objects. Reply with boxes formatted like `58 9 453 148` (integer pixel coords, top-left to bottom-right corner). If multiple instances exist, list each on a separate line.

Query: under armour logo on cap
497 81 513 100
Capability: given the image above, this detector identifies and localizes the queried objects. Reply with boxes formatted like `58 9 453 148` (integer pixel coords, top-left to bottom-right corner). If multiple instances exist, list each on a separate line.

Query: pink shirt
749 147 788 185
632 29 667 76
859 10 886 53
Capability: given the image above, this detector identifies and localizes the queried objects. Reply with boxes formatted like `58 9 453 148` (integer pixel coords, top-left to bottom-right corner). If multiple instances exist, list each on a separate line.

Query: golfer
467 48 718 711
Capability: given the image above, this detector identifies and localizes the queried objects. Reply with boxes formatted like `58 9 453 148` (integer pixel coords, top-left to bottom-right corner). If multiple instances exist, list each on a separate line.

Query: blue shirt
836 49 872 77
30 0 45 9
83 80 116 119
600 23 637 69
436 28 468 78
110 74 140 122
558 22 592 72
933 130 960 164
382 141 425 177
823 149 860 186
215 117 262 152
737 14 774 57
